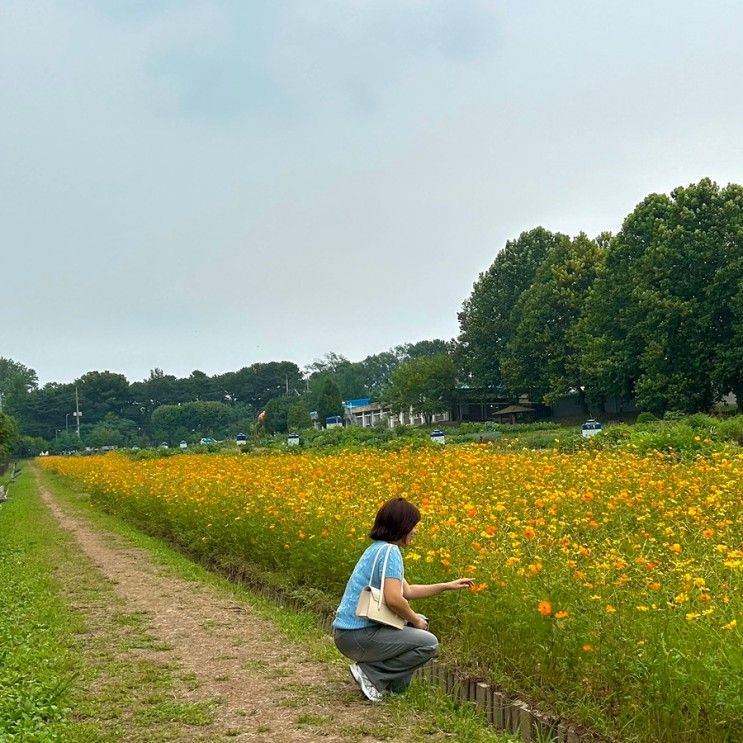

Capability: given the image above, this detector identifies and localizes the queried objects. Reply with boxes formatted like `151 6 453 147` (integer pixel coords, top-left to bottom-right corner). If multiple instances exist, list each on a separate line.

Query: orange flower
538 600 552 616
554 610 569 620
523 526 536 539
582 644 593 652
669 543 682 554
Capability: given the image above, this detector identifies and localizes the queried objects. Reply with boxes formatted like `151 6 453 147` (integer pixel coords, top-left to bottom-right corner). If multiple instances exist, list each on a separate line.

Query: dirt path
35 476 410 742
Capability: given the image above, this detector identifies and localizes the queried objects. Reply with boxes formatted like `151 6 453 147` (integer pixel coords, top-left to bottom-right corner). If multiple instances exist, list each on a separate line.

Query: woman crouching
333 497 474 702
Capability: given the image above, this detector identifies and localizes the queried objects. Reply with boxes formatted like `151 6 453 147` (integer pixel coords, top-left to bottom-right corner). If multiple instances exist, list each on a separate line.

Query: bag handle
368 544 403 607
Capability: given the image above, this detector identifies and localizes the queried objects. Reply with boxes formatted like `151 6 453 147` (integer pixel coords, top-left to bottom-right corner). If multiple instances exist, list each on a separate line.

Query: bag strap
368 543 387 588
368 544 403 606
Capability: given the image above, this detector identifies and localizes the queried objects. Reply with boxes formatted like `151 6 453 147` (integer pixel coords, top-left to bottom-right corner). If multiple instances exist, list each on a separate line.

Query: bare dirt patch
36 479 407 742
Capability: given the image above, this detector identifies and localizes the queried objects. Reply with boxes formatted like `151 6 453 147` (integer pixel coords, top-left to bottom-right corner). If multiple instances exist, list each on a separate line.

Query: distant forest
0 340 453 453
1 177 741 454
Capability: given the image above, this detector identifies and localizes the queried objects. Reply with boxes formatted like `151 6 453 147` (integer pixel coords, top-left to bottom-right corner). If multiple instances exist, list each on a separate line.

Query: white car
581 420 603 438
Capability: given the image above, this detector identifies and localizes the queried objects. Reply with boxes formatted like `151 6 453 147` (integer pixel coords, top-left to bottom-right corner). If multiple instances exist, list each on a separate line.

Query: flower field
41 446 743 742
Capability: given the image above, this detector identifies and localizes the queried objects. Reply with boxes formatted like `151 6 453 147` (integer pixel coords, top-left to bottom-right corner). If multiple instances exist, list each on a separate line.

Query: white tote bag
355 544 405 629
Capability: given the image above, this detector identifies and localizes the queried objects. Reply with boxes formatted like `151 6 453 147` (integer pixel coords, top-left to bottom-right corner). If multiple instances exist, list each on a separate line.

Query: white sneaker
349 663 384 703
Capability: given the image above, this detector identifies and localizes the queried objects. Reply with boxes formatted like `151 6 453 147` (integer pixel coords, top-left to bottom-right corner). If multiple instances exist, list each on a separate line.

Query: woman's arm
403 578 475 600
383 578 428 628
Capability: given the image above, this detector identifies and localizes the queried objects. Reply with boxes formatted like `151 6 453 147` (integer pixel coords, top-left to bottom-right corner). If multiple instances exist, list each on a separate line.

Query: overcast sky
2 1 742 385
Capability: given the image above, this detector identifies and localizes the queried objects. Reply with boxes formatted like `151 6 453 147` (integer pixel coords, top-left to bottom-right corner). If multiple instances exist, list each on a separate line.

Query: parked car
235 433 247 446
179 441 188 449
200 437 217 445
581 419 603 438
325 415 343 429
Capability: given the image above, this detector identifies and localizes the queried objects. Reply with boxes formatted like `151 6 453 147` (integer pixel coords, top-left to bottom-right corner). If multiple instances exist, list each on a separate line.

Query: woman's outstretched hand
446 578 476 591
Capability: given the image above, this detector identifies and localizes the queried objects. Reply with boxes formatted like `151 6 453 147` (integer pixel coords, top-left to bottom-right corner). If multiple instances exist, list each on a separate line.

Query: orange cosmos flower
538 600 552 616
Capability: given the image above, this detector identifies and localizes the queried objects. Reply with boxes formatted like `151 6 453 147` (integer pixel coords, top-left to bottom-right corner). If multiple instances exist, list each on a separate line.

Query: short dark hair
369 498 420 543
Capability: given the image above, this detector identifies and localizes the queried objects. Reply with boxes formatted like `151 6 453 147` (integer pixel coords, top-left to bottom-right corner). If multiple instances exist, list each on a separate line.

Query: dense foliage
462 178 742 414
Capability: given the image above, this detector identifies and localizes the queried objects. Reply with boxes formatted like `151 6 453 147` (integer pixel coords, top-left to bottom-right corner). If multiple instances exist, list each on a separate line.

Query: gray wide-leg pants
334 625 439 693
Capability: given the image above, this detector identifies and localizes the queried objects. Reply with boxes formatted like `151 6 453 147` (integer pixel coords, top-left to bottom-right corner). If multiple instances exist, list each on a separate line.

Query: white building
344 398 450 429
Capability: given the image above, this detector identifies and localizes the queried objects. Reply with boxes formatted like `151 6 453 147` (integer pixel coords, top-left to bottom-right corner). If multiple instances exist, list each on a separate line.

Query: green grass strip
1 470 224 742
0 471 80 741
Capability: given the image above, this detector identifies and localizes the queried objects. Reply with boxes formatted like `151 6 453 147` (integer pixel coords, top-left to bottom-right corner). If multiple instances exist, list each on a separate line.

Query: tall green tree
86 413 140 449
0 358 38 416
131 369 188 408
0 413 18 461
501 233 605 410
457 227 571 389
708 185 743 405
263 395 295 434
151 401 236 443
316 377 344 427
306 353 366 401
286 402 312 432
395 339 455 360
580 178 743 414
381 354 457 424
13 382 76 440
356 351 401 398
222 362 302 410
77 370 131 421
184 370 219 401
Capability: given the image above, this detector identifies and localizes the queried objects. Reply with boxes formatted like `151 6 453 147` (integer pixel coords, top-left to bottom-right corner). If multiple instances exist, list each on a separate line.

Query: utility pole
73 386 82 437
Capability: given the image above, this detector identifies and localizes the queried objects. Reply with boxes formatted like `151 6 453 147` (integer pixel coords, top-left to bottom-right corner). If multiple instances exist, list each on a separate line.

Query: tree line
1 177 740 456
457 178 742 414
0 341 452 454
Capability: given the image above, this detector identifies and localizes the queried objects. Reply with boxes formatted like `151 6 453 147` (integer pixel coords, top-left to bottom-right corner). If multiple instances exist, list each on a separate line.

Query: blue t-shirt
333 541 404 630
